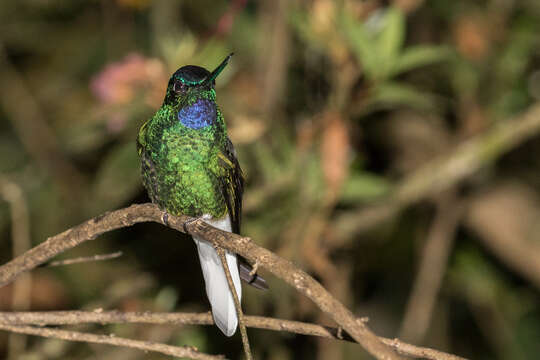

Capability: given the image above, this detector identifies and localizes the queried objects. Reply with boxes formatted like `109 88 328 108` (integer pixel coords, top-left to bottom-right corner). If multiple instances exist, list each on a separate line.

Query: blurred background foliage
1 0 540 359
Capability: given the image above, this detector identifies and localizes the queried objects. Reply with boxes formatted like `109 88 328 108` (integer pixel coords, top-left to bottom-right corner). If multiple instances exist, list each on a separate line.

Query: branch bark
0 203 466 360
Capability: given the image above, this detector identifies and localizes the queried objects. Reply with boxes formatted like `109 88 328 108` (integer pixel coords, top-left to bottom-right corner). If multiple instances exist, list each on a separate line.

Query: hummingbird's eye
173 80 187 94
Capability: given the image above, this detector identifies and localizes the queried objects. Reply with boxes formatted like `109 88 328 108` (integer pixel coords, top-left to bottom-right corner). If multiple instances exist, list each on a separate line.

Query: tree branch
0 310 466 360
0 203 465 359
0 323 222 360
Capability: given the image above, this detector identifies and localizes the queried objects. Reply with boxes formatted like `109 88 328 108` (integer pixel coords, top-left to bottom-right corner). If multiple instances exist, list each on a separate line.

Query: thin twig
0 324 223 360
0 310 467 360
382 337 466 360
216 246 252 360
46 251 123 267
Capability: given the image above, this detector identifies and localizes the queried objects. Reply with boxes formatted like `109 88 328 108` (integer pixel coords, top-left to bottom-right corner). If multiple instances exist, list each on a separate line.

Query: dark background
1 0 540 359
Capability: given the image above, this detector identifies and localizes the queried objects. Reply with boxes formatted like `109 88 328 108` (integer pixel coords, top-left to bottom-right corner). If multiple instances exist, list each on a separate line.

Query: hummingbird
137 54 267 336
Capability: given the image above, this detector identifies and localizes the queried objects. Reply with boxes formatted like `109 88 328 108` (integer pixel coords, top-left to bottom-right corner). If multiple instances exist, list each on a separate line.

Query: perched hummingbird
137 54 266 336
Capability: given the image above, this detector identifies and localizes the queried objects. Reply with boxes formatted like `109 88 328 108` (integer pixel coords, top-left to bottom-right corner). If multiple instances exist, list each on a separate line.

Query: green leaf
391 45 451 76
340 12 379 80
377 7 405 77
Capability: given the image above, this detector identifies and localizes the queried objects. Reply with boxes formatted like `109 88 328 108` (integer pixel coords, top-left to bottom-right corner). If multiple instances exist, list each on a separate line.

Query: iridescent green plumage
137 56 243 233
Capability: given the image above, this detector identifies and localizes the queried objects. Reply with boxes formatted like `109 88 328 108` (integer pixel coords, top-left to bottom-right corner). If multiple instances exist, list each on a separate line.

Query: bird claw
182 217 201 234
161 211 170 227
183 214 213 234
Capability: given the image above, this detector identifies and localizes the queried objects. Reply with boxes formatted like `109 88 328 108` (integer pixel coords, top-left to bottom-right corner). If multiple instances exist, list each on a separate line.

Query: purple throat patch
177 99 216 129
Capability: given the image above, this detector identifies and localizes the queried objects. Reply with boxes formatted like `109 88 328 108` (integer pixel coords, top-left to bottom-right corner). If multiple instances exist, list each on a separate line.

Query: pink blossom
90 53 167 108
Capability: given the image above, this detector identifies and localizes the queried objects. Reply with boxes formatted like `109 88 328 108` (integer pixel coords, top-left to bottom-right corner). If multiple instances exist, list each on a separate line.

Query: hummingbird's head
163 53 232 107
161 54 232 130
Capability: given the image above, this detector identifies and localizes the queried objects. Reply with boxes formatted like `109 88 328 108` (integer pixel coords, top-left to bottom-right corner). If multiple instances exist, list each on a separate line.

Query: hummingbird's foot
183 214 212 234
161 211 170 227
182 216 202 234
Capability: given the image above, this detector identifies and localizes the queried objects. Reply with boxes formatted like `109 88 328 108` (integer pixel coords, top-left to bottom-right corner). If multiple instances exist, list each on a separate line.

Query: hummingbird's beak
203 53 233 85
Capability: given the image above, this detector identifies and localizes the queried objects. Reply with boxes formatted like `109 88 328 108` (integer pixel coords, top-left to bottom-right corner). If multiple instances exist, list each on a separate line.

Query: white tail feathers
193 216 241 336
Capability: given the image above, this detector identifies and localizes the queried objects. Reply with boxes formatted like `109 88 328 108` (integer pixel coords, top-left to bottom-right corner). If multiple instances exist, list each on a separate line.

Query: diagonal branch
0 324 223 360
0 310 467 360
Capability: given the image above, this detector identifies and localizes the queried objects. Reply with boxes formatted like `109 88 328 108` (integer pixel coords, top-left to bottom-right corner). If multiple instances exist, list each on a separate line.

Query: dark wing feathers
217 138 244 234
217 140 268 290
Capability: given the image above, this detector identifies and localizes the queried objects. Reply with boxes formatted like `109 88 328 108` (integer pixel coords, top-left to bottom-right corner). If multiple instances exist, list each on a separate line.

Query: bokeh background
1 0 540 359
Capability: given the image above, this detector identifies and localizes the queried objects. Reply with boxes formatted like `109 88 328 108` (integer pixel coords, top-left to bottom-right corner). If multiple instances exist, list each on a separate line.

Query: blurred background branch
335 102 540 238
399 192 462 344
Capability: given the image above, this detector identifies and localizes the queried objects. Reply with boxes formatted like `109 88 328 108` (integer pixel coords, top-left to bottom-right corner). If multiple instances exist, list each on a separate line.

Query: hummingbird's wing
216 137 244 234
137 121 162 206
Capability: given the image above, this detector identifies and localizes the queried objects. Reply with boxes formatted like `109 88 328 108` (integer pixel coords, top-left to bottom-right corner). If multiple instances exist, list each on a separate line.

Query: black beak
203 53 233 85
